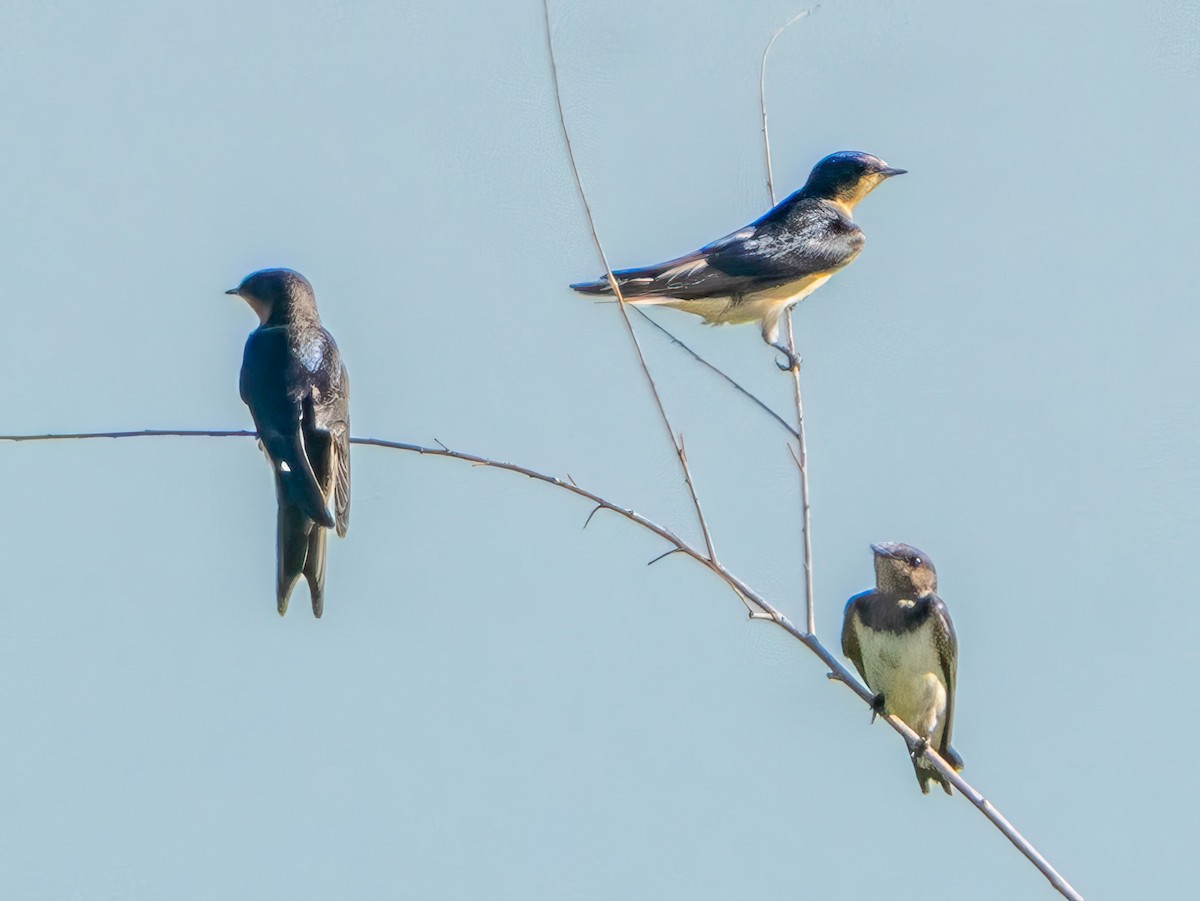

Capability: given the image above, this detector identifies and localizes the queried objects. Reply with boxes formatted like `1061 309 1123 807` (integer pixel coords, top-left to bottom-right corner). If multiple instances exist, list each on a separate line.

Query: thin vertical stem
759 8 817 203
761 7 818 635
784 315 815 635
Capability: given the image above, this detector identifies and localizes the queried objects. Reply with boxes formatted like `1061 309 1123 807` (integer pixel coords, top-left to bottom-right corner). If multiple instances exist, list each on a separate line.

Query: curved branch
0 425 1080 898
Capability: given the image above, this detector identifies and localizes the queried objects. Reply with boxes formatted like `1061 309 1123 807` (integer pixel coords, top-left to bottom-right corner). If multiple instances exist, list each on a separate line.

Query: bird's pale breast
856 614 948 738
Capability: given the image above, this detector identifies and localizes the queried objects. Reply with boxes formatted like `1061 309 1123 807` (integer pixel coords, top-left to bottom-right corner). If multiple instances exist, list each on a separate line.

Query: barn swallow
841 542 963 794
227 268 350 618
570 150 904 370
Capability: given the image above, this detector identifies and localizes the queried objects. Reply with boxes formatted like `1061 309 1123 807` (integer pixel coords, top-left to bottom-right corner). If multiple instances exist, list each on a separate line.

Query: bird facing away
228 268 351 618
841 542 963 794
570 150 905 370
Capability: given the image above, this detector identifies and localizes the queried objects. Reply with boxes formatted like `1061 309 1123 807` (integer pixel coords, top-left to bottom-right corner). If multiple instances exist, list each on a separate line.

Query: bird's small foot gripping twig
772 347 802 372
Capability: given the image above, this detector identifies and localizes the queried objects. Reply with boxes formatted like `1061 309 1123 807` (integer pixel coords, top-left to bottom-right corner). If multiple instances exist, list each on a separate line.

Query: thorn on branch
870 693 887 724
582 504 605 529
433 438 449 452
646 548 684 566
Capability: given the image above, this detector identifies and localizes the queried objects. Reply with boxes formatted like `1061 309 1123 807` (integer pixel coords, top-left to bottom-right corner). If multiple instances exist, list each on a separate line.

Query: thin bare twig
0 425 1081 898
760 8 817 204
542 0 719 567
760 9 819 636
0 429 257 442
783 314 816 634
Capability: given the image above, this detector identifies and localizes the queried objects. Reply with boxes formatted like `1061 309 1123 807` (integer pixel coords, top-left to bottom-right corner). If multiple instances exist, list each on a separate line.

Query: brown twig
0 425 1082 898
542 0 719 567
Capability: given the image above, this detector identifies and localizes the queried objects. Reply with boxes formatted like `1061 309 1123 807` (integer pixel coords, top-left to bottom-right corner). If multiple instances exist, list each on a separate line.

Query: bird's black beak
880 167 907 178
225 288 240 296
870 542 898 558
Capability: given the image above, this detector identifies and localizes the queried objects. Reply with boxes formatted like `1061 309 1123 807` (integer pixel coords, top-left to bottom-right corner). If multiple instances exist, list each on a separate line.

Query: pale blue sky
1 0 1197 898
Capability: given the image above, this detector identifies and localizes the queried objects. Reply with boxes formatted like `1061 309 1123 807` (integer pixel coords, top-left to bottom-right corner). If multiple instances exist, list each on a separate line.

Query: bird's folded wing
329 422 350 537
931 595 959 759
701 215 859 281
840 591 872 683
310 355 350 537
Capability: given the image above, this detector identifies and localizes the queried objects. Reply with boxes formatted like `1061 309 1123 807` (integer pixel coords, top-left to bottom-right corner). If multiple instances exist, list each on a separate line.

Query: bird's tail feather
914 744 963 796
275 477 314 616
569 262 682 299
304 525 327 618
569 278 613 296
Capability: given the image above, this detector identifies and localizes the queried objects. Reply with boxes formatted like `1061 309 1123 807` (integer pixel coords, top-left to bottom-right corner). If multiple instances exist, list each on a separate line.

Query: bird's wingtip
569 279 609 296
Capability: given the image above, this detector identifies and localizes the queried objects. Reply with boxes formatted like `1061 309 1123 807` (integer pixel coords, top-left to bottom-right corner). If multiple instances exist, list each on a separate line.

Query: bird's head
870 541 937 597
225 268 315 325
802 151 905 209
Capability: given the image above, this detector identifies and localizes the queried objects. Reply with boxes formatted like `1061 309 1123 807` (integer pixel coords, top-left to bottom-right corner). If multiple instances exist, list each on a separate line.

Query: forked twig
0 426 1081 898
631 307 799 440
542 0 719 568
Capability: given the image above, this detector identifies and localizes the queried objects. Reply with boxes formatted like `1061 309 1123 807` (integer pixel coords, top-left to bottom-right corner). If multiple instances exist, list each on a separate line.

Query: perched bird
570 150 905 369
841 542 963 794
228 268 351 618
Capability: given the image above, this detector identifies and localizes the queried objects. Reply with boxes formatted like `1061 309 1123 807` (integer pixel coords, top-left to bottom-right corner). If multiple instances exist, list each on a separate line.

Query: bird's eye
912 557 922 566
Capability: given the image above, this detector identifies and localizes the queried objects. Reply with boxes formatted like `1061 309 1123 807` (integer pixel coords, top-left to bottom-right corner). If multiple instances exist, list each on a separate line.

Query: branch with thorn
0 425 1081 899
539 2 1083 897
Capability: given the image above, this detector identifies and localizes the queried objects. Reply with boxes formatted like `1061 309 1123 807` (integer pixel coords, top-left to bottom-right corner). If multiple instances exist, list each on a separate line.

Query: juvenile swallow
841 542 963 794
228 268 350 618
570 150 904 369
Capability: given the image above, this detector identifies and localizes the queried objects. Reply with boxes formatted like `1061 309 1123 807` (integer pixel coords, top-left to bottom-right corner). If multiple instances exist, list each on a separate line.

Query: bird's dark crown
870 541 937 596
227 268 317 325
800 150 905 207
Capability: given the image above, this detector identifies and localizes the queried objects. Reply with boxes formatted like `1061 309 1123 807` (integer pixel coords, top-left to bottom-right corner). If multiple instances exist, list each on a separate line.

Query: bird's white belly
858 618 947 739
